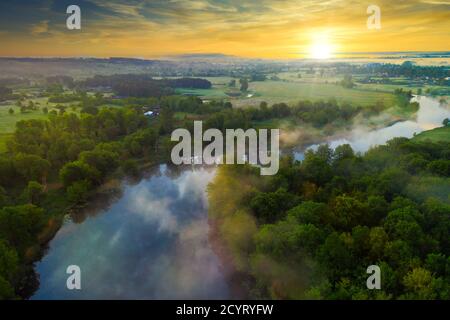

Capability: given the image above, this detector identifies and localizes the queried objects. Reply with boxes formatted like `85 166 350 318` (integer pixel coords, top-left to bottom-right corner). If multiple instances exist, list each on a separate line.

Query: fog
296 96 450 158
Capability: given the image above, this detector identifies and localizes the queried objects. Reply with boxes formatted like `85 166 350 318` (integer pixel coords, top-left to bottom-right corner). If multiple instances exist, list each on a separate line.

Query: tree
59 160 100 187
250 188 299 223
13 154 51 184
0 186 8 207
79 149 119 176
0 240 19 282
403 268 436 299
0 240 18 299
122 159 139 176
331 195 368 230
23 181 44 205
0 204 45 252
239 78 249 92
287 201 326 226
8 108 14 115
317 232 355 283
427 160 450 176
442 118 449 127
340 75 355 89
159 107 174 134
67 180 91 204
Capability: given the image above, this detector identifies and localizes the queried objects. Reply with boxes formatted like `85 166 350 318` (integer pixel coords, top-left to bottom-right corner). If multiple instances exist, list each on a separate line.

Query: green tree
79 149 119 176
0 204 45 252
239 78 248 92
0 240 18 299
159 107 174 134
23 181 44 205
403 268 436 299
13 154 51 184
67 180 91 204
59 160 100 187
340 75 355 89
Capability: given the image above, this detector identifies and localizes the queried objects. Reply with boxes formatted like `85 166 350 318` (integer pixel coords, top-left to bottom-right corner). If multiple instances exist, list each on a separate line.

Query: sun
308 35 334 59
309 41 333 60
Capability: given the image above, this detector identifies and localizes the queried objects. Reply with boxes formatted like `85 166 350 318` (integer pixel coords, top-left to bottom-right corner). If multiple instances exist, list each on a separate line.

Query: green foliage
67 180 92 204
210 137 450 299
121 159 139 176
0 205 45 253
59 160 100 188
23 181 44 205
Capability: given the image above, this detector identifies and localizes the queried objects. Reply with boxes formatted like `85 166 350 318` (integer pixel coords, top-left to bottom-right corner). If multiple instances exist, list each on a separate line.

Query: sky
0 0 449 59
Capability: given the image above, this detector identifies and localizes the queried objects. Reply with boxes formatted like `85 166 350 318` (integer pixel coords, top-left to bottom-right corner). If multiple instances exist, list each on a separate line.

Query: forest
208 138 450 299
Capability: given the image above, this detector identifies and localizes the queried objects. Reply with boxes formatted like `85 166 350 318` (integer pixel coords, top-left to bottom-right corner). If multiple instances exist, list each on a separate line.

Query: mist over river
32 96 448 299
294 96 450 160
32 165 229 299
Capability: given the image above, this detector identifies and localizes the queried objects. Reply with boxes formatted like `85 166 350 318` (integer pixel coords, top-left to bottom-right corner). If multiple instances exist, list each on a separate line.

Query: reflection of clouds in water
127 168 215 233
129 186 178 233
177 169 215 205
148 220 228 299
33 166 229 299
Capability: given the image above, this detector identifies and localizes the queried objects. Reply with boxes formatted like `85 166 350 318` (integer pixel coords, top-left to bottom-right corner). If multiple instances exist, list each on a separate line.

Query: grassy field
413 126 450 142
0 97 82 152
232 81 397 108
175 73 449 110
0 105 50 152
174 75 400 108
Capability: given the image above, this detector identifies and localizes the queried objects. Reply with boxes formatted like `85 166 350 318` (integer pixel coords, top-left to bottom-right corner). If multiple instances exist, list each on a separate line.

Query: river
32 96 449 299
32 165 230 299
294 96 450 160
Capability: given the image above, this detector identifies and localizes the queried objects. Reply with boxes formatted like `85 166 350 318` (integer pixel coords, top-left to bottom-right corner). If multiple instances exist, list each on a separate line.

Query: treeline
208 137 450 299
77 74 212 97
0 107 174 299
345 62 450 80
182 100 377 130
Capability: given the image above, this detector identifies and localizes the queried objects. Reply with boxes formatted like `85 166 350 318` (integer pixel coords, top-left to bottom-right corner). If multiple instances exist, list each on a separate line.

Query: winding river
32 96 449 299
294 96 450 160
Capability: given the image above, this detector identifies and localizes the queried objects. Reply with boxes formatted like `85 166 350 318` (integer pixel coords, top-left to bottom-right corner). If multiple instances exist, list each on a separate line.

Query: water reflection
32 165 229 299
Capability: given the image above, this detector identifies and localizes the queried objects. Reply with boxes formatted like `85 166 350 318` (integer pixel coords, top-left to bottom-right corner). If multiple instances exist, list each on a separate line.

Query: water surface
295 96 450 159
32 165 229 299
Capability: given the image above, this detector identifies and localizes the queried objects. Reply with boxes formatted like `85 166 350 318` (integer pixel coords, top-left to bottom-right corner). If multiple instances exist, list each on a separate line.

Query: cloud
1 0 449 57
128 185 179 233
30 20 49 35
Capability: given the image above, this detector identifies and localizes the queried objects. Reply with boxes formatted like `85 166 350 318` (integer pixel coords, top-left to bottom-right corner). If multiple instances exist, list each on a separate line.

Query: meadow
0 98 80 152
413 126 450 142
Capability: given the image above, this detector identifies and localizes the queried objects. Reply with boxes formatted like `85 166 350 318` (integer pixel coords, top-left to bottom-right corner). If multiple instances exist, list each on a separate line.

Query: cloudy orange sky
0 0 449 58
